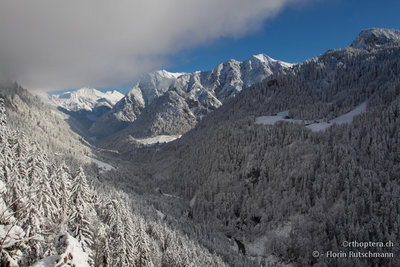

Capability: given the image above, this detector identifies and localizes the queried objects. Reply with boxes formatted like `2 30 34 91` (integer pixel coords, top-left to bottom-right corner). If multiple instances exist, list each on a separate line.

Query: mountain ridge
350 28 400 49
2 28 400 267
131 28 400 266
89 53 293 140
47 87 124 113
45 28 400 146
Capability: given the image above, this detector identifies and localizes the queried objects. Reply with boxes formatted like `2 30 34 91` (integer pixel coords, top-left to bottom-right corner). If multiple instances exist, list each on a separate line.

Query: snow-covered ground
32 234 90 267
256 102 366 132
255 110 301 125
134 135 181 146
90 157 115 172
306 102 366 131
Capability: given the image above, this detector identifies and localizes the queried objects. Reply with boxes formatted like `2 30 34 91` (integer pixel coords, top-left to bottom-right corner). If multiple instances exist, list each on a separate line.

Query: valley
1 28 400 266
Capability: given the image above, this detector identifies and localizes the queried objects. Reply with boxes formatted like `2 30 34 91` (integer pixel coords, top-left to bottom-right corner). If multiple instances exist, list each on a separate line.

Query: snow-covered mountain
2 28 400 267
134 28 400 266
111 70 185 123
43 88 124 134
89 54 293 139
350 28 400 50
48 87 124 113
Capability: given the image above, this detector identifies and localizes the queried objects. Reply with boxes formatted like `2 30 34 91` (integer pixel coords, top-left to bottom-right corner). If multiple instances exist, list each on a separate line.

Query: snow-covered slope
256 102 367 132
32 234 90 267
43 88 124 133
113 70 184 122
90 54 292 139
88 70 186 137
350 28 400 49
48 87 124 112
133 135 182 146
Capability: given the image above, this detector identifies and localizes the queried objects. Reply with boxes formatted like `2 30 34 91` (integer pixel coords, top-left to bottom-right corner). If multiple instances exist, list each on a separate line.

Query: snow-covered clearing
328 102 366 124
256 102 366 132
162 192 182 199
134 135 181 146
90 157 115 172
306 102 366 131
255 110 301 125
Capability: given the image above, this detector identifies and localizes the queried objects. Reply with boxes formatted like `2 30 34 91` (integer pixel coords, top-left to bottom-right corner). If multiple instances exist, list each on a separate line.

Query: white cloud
0 0 304 91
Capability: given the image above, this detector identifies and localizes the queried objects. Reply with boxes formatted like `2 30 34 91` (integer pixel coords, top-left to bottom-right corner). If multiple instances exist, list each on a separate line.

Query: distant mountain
0 87 231 267
89 54 292 139
88 70 185 138
44 88 124 133
0 83 93 162
2 28 400 267
48 87 123 115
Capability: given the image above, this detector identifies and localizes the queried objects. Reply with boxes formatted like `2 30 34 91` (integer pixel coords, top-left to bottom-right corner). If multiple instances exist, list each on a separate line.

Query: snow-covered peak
252 53 274 64
48 87 124 112
90 53 293 138
154 69 186 79
124 54 292 102
126 87 145 107
127 70 185 105
118 53 292 117
103 90 125 103
250 54 294 68
226 58 241 65
113 70 187 123
350 28 400 49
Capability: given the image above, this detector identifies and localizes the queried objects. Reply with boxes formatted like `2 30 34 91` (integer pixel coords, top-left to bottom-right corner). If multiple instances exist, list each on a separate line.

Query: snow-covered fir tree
0 97 228 266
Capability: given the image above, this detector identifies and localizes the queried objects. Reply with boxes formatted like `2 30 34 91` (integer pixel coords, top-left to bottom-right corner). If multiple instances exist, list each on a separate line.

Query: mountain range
133 28 400 266
46 54 292 142
48 88 124 114
49 28 400 145
3 28 399 267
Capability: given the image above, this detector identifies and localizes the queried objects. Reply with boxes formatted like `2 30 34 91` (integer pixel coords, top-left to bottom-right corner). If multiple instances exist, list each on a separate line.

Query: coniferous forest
1 29 400 266
0 92 229 266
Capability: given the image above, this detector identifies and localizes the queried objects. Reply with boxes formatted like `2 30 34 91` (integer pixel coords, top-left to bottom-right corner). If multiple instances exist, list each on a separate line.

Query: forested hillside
0 83 92 165
0 97 232 266
1 28 399 267
136 29 400 266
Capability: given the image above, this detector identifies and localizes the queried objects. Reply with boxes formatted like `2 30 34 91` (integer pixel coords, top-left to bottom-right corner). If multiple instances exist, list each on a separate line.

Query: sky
167 0 400 73
0 0 399 93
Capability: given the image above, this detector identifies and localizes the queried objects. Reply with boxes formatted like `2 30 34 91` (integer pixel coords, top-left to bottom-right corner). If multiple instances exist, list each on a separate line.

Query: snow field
256 102 367 132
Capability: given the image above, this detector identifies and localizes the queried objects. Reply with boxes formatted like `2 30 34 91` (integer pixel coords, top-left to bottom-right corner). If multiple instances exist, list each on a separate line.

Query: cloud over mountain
0 0 305 91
